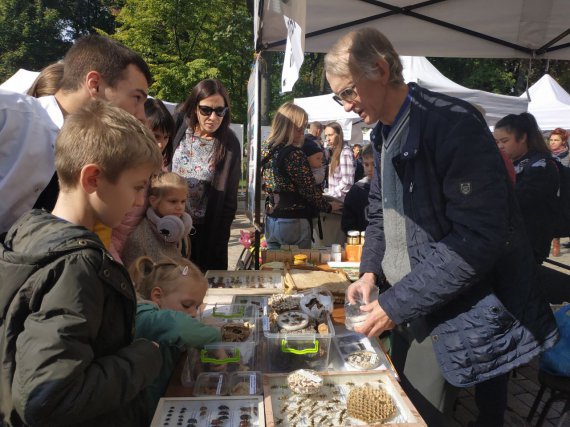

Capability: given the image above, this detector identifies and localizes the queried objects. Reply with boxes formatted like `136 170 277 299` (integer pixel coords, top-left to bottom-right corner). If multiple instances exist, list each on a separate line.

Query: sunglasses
197 105 228 117
332 73 365 106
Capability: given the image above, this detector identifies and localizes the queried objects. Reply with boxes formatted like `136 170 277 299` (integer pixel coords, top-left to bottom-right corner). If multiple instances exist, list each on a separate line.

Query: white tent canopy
294 56 528 128
520 74 570 131
0 69 39 93
260 0 570 59
401 56 528 126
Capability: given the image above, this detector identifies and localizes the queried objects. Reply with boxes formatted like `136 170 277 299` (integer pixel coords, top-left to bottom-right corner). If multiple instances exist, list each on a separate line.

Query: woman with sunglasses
169 79 241 271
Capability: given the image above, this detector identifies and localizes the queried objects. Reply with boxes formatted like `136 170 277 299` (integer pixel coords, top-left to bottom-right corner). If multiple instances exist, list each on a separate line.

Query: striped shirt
326 143 355 201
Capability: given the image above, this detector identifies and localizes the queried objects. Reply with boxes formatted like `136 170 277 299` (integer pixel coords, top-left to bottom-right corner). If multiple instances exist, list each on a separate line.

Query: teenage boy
0 34 151 234
341 143 374 233
0 100 163 427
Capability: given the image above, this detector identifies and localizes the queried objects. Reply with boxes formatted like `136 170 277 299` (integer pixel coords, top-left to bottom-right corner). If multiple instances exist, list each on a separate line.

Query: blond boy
0 100 163 427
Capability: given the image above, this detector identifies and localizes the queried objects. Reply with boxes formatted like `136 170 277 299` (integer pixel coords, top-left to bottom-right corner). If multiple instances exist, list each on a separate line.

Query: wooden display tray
150 396 265 427
205 270 284 295
263 370 426 427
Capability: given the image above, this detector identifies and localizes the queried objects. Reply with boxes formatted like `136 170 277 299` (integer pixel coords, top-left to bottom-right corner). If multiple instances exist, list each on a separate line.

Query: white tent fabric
294 56 528 128
401 56 528 126
520 74 570 131
0 69 39 94
260 0 570 59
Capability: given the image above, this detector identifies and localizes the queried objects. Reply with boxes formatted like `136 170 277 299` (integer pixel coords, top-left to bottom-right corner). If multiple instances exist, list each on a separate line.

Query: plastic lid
193 372 229 396
347 230 360 237
229 371 262 395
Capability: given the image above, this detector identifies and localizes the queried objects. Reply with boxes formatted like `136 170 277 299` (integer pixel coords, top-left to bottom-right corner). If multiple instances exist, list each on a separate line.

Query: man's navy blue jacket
361 83 558 387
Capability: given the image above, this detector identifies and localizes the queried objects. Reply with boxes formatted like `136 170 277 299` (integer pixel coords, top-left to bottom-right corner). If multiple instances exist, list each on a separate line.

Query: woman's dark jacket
361 83 558 387
170 121 241 270
513 151 559 262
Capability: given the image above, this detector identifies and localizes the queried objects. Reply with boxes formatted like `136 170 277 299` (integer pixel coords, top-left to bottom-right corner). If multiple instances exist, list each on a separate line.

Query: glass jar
346 230 360 245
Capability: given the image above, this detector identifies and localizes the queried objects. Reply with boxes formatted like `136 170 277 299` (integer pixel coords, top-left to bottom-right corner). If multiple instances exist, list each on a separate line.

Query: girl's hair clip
181 265 189 276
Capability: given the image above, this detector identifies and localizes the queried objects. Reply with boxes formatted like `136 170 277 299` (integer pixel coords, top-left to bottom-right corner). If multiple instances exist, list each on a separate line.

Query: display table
155 276 426 427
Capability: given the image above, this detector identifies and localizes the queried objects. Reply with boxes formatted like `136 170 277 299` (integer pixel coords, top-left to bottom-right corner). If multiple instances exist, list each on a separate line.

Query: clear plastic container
344 285 379 331
229 371 262 395
193 372 229 396
200 342 256 372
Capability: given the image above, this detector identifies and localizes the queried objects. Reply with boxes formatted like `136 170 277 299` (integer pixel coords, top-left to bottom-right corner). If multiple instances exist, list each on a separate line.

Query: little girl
129 255 221 422
122 172 192 268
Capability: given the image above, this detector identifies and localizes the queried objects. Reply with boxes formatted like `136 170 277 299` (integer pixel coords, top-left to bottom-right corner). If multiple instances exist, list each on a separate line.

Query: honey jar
347 230 360 245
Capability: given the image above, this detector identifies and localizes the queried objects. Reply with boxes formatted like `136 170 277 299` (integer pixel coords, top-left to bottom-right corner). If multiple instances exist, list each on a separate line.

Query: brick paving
227 200 569 426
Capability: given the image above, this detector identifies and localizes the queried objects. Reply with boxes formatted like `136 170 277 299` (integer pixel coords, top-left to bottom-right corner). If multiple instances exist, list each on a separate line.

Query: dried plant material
221 324 252 342
347 385 396 423
345 350 381 370
287 369 323 395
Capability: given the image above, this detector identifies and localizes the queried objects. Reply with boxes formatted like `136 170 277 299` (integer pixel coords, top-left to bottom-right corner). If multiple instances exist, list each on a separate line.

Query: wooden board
263 370 426 427
205 270 284 295
150 396 265 427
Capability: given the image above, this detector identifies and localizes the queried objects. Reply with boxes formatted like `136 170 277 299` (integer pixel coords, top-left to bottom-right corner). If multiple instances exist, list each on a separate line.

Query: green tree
0 0 69 81
111 0 253 123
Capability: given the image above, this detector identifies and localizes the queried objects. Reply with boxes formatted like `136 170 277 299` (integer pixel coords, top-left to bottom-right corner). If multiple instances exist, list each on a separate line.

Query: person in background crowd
26 62 64 98
324 121 355 201
547 127 570 255
122 172 192 268
548 127 569 167
128 256 220 423
327 27 558 427
0 34 151 235
352 143 365 182
302 134 326 188
145 98 176 168
0 101 163 427
169 79 240 271
261 102 340 249
306 121 323 145
494 113 559 261
342 143 374 233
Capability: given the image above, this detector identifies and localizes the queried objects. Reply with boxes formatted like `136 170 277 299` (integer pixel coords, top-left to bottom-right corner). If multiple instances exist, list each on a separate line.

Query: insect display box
205 270 284 295
150 396 265 427
263 370 426 427
332 332 397 376
263 292 335 372
199 303 259 371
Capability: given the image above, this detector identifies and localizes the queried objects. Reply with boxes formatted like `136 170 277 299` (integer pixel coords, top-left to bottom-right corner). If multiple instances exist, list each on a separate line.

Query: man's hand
347 272 396 337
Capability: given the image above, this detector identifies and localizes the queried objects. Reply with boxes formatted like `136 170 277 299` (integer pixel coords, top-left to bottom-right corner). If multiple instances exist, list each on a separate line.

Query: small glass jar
346 230 360 245
360 231 365 246
331 244 342 262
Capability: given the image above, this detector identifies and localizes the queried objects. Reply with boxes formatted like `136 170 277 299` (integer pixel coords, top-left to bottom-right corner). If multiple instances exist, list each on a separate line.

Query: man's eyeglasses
332 74 365 106
197 105 229 117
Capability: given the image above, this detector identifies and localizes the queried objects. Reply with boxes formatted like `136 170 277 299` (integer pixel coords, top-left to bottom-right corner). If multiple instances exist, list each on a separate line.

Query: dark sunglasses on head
197 105 228 117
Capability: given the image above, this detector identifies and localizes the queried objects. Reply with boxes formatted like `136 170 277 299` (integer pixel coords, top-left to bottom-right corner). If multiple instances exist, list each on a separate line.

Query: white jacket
0 91 61 233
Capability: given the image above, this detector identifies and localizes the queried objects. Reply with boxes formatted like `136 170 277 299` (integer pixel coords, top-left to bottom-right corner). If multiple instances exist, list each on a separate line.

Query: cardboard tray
205 270 284 295
150 396 265 427
263 370 426 426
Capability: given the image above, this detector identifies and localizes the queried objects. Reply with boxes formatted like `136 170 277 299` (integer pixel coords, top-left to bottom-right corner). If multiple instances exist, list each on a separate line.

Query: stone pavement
226 202 569 426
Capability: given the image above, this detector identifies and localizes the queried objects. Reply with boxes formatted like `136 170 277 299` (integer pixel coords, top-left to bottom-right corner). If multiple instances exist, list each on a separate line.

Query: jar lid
347 230 360 237
331 243 342 252
293 254 307 261
360 231 366 236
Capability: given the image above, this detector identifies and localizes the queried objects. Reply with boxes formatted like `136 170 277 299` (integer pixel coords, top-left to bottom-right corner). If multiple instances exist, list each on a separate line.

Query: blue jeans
265 217 311 249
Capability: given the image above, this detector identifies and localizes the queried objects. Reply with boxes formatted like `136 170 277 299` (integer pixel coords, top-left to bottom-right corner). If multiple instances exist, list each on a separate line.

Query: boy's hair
361 144 373 158
55 100 162 190
149 172 188 201
59 34 152 92
128 255 205 299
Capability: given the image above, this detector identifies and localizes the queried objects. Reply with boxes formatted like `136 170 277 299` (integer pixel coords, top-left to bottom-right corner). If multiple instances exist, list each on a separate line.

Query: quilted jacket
0 210 162 426
361 83 558 387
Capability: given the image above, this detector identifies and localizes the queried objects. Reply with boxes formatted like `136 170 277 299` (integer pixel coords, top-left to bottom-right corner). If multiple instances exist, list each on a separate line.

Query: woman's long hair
177 79 232 167
495 112 549 154
326 122 345 175
145 98 175 164
266 102 308 149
